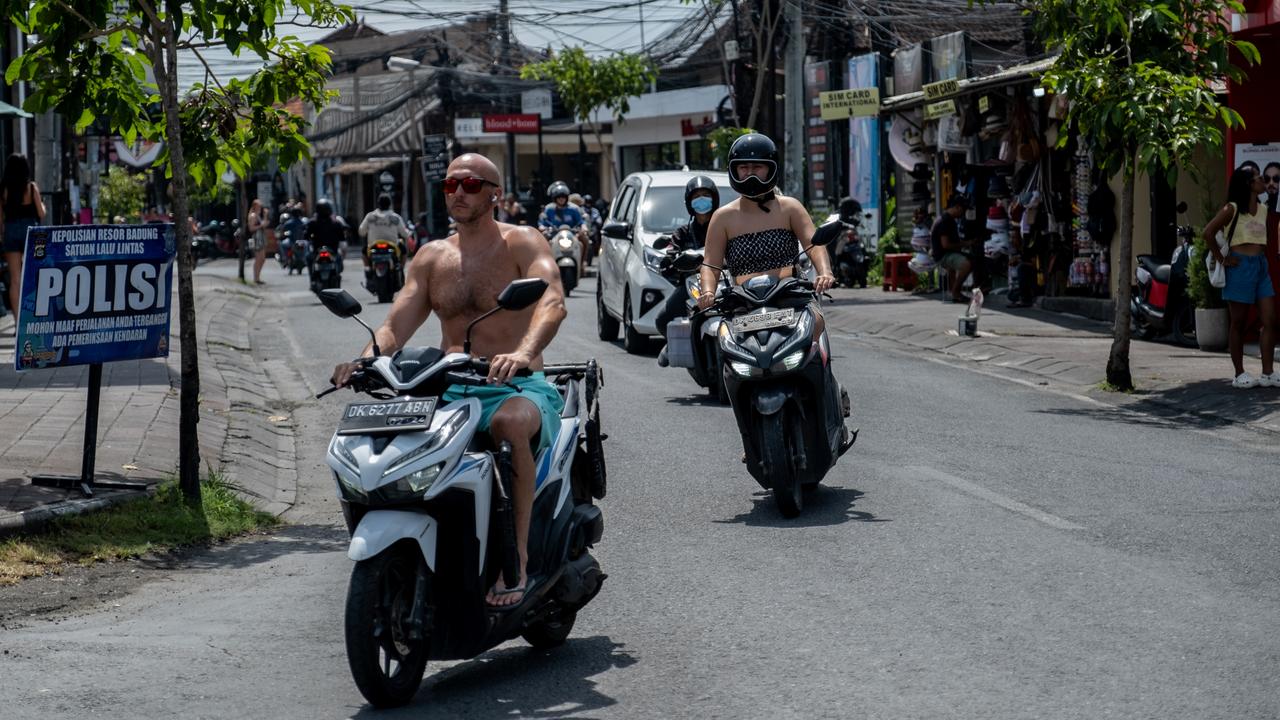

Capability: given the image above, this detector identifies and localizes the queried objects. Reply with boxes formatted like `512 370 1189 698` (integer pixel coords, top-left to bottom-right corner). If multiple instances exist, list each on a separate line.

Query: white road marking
907 465 1085 531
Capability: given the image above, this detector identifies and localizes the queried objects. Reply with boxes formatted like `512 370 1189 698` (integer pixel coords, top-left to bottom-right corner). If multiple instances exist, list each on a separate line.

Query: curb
822 301 1280 438
0 489 148 537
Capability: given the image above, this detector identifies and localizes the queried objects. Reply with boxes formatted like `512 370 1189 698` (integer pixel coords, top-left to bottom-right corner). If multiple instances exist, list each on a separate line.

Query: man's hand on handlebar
814 274 836 293
330 358 369 389
697 290 716 311
487 350 533 384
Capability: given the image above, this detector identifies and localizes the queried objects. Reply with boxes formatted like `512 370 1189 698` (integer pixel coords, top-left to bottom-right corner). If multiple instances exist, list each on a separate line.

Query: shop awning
881 56 1059 114
324 157 406 175
0 100 33 118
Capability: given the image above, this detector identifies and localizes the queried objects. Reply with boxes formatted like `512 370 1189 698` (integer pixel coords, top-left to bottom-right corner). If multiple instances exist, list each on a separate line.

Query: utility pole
499 0 517 196
783 0 805 200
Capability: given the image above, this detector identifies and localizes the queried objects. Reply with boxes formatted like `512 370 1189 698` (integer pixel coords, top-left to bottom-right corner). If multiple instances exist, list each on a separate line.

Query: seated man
538 181 584 237
358 192 412 281
931 195 975 303
332 153 567 608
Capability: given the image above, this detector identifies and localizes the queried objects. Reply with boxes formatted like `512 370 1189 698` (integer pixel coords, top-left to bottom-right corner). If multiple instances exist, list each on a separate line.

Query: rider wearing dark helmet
655 175 722 362
305 198 348 276
699 133 835 308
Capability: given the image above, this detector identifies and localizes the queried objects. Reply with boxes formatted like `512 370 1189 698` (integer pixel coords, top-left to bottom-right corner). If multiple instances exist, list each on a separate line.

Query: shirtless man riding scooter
331 153 567 608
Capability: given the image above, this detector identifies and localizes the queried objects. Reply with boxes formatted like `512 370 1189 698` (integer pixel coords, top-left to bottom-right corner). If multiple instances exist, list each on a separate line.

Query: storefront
599 85 733 191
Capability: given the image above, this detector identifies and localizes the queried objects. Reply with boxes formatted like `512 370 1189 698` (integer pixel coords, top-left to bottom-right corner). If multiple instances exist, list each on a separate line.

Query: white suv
595 170 738 353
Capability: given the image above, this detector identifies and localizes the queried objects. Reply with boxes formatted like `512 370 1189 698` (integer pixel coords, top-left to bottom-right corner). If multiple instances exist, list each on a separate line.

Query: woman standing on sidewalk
246 198 269 285
1 154 45 318
1203 165 1276 388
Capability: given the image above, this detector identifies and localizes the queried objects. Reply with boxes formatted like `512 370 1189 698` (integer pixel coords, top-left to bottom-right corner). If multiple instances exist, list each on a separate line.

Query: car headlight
643 246 665 272
778 349 806 371
558 237 574 250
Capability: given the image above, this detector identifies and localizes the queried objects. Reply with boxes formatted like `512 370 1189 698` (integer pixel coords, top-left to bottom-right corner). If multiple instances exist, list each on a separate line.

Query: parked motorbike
698 222 855 517
546 224 582 295
655 237 730 403
1131 206 1196 347
365 240 404 303
316 278 608 709
197 219 241 258
830 208 874 289
310 246 342 294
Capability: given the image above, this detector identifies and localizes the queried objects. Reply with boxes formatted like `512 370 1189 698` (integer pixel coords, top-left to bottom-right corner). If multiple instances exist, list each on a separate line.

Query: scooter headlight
729 360 760 378
334 471 366 502
778 349 806 371
557 237 575 250
382 406 471 478
396 461 445 494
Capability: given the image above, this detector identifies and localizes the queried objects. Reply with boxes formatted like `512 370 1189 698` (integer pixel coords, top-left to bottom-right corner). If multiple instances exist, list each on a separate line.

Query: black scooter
833 207 874 289
656 237 730 402
696 223 856 517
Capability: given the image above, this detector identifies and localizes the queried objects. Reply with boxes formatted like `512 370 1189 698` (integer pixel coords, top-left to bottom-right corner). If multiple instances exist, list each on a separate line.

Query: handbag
1206 204 1239 289
1017 162 1041 207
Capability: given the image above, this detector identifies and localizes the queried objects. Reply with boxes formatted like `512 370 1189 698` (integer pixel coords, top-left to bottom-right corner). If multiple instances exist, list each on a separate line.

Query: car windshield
639 185 738 233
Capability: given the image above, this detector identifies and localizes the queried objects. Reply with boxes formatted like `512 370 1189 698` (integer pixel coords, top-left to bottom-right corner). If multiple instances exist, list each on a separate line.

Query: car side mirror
318 288 362 318
810 219 843 247
497 278 549 311
602 221 632 240
672 250 703 274
653 235 673 250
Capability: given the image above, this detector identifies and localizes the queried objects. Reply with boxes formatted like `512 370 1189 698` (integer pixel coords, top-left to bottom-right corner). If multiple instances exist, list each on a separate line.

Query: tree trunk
154 19 203 505
1106 154 1135 391
237 177 247 282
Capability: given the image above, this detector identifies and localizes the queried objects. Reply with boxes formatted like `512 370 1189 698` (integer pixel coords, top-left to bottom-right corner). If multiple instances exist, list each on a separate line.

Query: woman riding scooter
656 175 720 367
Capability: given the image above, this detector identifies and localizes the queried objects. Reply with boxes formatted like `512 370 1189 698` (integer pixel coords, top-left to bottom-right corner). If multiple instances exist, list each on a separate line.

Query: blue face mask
690 196 714 215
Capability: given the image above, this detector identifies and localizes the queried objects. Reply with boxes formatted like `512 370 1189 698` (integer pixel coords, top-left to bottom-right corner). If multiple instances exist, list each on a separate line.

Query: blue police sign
14 224 176 371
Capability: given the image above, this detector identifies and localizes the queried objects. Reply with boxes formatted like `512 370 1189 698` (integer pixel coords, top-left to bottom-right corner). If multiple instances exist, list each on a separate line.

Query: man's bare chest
428 252 521 320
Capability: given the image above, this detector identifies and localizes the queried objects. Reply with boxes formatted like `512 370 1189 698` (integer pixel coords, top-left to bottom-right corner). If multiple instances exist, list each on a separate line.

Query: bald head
448 153 501 188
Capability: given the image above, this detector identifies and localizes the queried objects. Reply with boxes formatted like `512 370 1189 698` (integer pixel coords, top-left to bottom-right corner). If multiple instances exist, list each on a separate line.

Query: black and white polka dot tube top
725 228 799 276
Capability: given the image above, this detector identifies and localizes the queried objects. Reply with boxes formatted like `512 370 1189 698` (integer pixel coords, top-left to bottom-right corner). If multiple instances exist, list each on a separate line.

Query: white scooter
545 224 584 295
317 279 608 709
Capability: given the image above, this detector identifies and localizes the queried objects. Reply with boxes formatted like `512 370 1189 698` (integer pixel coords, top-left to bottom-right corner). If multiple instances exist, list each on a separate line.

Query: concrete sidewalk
0 275 297 536
822 286 1280 436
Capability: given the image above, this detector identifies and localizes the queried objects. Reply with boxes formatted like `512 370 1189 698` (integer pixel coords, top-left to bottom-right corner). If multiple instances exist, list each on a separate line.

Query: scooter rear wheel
345 548 430 709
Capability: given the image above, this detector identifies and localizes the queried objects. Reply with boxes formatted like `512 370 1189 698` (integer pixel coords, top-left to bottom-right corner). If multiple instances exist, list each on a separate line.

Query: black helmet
315 198 333 218
547 181 571 199
838 197 863 224
684 175 721 216
727 133 778 198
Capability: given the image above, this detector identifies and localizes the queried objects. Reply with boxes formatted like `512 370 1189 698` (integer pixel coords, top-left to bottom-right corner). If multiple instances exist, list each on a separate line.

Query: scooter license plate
731 308 795 333
337 398 437 435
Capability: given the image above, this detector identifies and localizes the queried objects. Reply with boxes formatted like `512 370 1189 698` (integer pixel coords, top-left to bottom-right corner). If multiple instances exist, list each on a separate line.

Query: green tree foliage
520 48 656 182
976 0 1258 389
2 0 353 502
97 166 148 223
708 126 756 169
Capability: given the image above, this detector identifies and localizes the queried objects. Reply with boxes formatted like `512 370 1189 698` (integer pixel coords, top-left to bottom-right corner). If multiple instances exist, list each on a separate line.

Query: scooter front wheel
345 548 430 709
759 410 802 518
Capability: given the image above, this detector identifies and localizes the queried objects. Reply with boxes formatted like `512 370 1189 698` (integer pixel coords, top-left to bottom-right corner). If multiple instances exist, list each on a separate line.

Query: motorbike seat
391 347 444 383
1137 255 1171 283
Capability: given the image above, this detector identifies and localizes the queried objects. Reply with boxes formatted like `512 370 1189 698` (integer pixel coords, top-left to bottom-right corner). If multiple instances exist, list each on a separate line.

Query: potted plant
1186 230 1228 351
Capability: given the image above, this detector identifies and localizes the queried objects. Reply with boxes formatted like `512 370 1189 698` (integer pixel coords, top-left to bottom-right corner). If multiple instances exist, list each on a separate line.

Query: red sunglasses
442 176 499 194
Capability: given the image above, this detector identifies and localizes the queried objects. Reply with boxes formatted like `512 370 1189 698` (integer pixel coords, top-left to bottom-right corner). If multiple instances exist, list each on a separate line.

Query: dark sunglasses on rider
442 176 499 194
1267 174 1280 184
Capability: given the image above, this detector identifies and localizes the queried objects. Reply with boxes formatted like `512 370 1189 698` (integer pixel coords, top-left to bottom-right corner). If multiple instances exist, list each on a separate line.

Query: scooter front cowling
348 509 438 567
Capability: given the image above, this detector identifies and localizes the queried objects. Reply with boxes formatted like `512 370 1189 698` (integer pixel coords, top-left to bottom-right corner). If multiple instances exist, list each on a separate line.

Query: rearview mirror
497 278 549 311
810 219 843 247
602 221 631 240
318 288 362 318
653 235 673 250
672 250 703 274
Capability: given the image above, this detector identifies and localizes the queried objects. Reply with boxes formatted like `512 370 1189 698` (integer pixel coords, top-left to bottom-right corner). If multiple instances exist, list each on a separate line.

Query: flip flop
486 578 531 609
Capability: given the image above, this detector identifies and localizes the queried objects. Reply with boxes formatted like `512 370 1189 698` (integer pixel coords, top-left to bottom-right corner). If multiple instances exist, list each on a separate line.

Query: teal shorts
442 372 565 456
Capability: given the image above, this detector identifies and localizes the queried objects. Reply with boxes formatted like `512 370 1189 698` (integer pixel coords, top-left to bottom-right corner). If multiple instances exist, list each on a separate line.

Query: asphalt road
3 257 1278 719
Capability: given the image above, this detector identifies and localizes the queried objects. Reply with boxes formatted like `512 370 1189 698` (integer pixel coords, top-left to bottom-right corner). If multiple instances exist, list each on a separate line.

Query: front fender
752 387 791 416
348 510 437 569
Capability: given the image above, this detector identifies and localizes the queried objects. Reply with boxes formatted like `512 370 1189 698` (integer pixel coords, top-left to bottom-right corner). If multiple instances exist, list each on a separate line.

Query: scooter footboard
349 509 437 570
